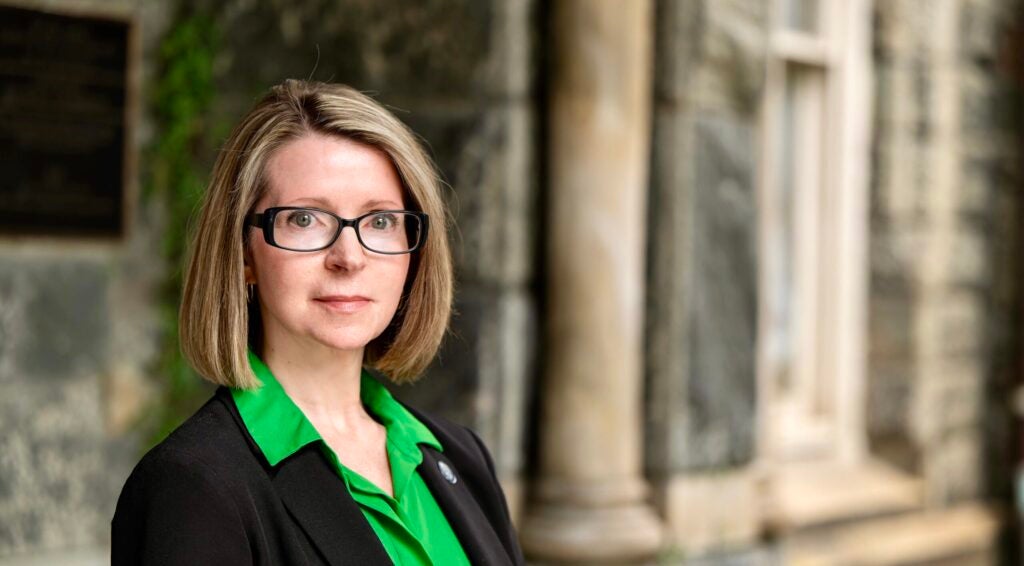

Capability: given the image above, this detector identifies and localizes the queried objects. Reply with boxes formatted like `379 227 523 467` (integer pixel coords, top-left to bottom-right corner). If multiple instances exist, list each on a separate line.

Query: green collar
232 349 442 467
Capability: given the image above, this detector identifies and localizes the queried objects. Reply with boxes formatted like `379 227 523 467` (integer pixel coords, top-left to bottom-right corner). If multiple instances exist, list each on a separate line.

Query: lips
314 295 371 313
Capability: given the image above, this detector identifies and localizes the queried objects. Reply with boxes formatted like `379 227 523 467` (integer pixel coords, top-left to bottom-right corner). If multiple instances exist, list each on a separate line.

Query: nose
324 225 367 271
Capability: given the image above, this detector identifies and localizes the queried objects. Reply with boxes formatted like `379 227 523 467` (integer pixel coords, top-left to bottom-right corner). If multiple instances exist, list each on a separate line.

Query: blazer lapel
419 447 514 566
273 445 393 566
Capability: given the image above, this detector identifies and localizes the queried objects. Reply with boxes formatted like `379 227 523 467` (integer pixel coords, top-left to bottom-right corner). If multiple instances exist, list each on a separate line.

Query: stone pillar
519 0 663 563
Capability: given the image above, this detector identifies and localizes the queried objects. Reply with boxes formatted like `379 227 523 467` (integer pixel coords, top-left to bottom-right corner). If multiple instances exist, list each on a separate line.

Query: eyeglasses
246 207 428 254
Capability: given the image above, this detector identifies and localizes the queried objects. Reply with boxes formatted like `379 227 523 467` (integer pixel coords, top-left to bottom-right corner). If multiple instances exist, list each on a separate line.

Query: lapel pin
437 460 458 484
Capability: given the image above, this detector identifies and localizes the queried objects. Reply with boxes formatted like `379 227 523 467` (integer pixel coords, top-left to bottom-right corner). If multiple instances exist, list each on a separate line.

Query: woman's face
245 133 411 356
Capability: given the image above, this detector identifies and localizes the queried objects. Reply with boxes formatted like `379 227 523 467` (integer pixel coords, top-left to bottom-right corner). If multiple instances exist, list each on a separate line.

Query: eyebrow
284 197 404 210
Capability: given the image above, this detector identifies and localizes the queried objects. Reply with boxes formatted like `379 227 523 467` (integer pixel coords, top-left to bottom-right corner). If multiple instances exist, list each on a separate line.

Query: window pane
771 61 826 399
764 60 832 458
781 0 819 33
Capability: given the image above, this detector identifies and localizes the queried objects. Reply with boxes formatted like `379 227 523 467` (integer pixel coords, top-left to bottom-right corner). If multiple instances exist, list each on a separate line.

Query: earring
247 283 255 302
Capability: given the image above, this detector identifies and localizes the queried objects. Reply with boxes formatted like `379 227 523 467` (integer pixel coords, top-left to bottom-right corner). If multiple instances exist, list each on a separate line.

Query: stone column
519 0 663 562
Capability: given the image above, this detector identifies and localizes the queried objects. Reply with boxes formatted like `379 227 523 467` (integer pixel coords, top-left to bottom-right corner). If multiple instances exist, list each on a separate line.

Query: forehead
261 133 405 209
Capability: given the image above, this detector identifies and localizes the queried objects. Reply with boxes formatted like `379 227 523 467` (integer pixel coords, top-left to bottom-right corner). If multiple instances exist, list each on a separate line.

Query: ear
243 246 257 284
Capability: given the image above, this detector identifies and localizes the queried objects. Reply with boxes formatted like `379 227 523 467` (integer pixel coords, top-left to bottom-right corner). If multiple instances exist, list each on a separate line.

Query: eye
369 213 397 230
287 210 315 228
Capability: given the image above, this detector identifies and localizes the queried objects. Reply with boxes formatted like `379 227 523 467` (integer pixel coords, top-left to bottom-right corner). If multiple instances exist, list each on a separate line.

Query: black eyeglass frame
246 207 429 254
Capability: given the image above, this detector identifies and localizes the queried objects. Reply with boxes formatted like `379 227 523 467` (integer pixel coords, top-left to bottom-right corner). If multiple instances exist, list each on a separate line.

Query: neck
260 331 372 434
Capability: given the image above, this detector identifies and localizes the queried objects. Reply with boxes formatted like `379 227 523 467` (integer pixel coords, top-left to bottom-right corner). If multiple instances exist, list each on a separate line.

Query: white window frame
757 0 873 467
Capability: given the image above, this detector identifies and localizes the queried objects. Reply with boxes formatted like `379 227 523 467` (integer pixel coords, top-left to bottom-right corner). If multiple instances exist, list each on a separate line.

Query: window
759 0 873 467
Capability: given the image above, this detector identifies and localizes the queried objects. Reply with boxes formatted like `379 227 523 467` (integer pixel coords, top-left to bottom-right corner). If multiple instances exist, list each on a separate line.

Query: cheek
379 257 411 308
251 247 302 302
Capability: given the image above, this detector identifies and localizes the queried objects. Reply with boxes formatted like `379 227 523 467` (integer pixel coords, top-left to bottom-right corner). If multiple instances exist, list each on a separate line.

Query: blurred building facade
0 0 1021 564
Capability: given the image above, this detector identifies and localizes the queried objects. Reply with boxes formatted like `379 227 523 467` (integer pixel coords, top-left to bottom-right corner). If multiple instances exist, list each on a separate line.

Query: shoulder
135 389 253 477
112 390 259 564
115 389 258 513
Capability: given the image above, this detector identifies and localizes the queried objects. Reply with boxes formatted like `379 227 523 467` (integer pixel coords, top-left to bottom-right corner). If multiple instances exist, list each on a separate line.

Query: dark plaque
0 6 133 237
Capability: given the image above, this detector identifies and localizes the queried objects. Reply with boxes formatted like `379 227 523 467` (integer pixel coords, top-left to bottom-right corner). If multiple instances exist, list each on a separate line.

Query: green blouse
232 350 471 566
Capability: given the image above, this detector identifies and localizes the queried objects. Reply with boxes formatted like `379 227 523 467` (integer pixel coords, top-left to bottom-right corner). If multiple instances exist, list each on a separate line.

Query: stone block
867 362 915 437
653 0 703 104
936 293 987 357
478 0 535 99
399 104 536 287
913 360 990 452
874 0 949 57
931 364 986 433
868 292 915 362
874 60 933 136
214 0 530 102
925 429 984 504
0 260 109 382
655 0 766 115
104 362 157 435
695 0 766 114
958 0 1001 64
653 468 762 556
0 376 133 556
871 136 931 219
949 222 991 287
960 69 1018 135
871 61 897 127
646 111 758 473
959 156 1000 216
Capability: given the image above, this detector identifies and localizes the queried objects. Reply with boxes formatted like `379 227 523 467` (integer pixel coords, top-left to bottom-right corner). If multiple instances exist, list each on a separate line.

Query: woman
112 79 525 566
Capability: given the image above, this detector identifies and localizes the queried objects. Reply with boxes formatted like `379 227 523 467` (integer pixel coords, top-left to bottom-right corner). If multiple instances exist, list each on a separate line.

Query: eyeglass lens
273 209 421 253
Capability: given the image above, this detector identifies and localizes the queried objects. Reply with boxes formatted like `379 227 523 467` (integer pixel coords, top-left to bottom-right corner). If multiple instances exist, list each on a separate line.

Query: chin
311 329 383 352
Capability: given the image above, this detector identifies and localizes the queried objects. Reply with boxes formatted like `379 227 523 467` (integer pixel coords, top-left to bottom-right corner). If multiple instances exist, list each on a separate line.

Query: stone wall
2 0 1021 562
643 0 766 558
869 0 1023 507
0 0 538 560
0 0 173 560
645 0 764 478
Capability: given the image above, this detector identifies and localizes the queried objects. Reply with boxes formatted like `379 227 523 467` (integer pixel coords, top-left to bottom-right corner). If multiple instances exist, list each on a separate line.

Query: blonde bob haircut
179 79 453 389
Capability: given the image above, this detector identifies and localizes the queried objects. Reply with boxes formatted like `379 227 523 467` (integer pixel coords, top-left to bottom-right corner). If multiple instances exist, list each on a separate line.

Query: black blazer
112 387 525 565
